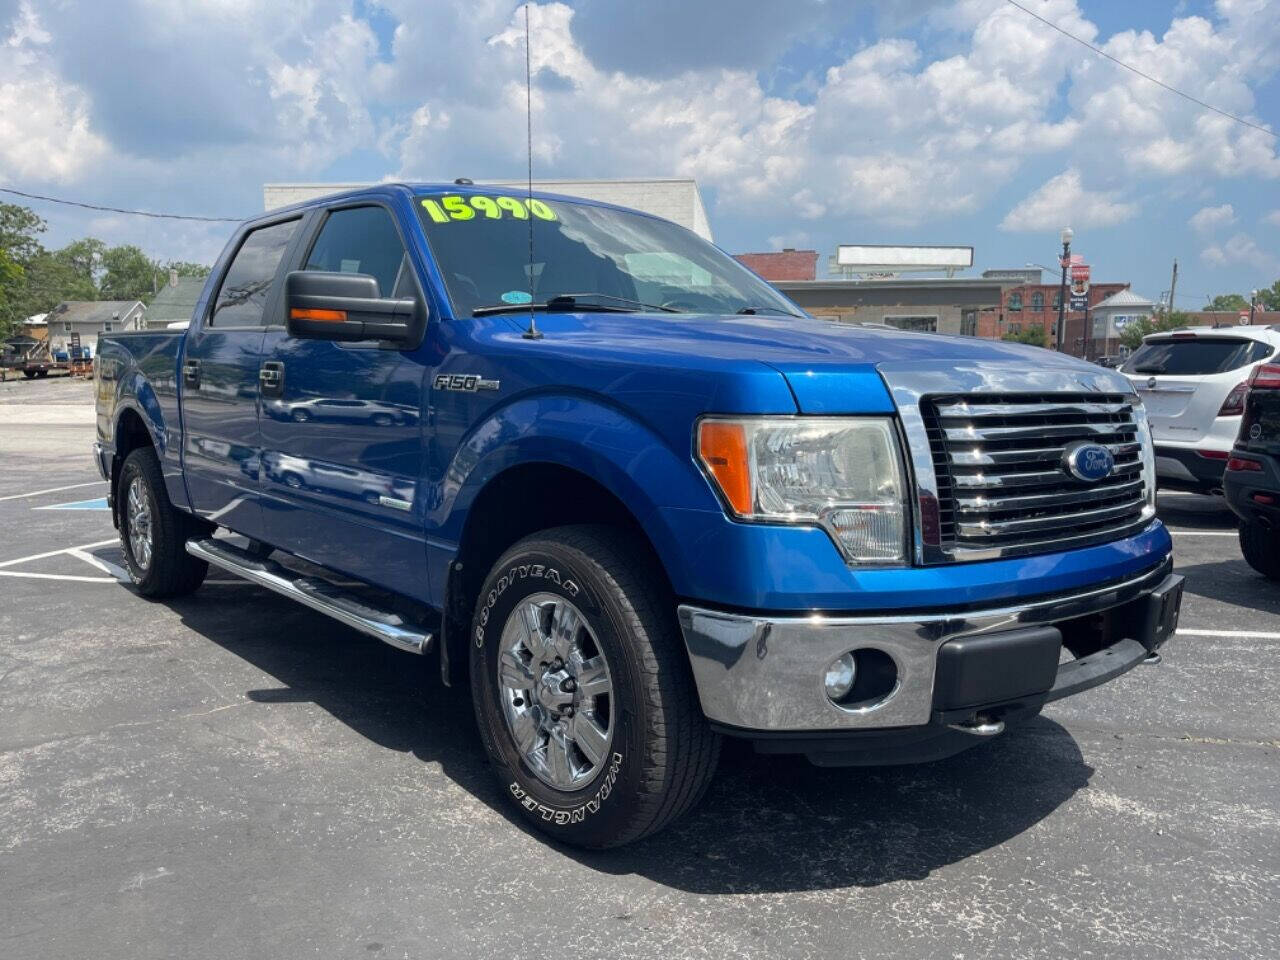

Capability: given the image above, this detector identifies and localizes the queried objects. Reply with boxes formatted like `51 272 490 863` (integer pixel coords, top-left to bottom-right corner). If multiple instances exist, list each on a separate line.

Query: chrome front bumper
677 558 1175 733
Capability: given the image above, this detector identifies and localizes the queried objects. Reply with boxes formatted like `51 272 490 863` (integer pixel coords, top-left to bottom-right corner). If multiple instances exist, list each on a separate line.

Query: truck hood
518 311 1109 413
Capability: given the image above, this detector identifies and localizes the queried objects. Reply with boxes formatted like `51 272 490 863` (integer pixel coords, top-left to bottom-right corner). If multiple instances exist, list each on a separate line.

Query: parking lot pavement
1 385 1277 960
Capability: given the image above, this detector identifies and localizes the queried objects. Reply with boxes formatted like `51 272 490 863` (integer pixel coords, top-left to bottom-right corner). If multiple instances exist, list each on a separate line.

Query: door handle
182 359 200 389
259 361 284 397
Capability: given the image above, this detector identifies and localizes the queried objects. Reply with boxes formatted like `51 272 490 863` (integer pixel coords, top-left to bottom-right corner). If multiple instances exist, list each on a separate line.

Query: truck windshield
415 192 803 319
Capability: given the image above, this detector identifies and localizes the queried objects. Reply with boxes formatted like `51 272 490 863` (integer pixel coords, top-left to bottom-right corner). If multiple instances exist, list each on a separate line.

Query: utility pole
1056 226 1073 351
1167 258 1178 317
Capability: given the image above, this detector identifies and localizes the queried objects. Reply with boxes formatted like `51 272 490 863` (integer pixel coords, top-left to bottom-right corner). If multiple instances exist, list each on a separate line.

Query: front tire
118 447 211 597
1240 521 1280 581
470 525 719 848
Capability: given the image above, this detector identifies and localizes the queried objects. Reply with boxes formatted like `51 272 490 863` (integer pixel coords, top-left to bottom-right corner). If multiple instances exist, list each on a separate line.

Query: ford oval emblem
1064 442 1115 483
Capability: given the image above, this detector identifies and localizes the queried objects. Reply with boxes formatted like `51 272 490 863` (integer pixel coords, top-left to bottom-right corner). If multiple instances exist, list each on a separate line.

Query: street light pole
1056 227 1073 351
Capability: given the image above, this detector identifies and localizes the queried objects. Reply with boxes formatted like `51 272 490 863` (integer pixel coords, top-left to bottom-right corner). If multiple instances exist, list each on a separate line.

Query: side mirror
285 271 424 346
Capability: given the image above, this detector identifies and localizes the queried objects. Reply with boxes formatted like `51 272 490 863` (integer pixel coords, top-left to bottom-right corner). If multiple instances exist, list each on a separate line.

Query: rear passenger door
259 203 431 601
181 216 302 540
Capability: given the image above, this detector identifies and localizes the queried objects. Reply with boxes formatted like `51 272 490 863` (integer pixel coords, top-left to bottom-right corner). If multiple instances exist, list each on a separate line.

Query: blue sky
2 0 1277 306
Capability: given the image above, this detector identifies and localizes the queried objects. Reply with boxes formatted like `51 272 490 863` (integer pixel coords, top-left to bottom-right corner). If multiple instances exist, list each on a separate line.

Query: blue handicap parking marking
36 497 111 511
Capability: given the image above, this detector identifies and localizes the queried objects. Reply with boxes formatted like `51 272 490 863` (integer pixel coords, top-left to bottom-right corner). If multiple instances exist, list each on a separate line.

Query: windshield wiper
1132 364 1165 374
472 293 681 317
736 305 797 316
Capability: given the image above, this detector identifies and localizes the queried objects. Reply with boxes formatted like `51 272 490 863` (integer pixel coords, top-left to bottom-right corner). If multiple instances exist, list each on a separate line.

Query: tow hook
947 714 1005 737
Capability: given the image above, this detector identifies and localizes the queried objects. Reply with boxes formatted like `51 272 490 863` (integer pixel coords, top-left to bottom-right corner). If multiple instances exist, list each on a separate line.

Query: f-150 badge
434 374 500 392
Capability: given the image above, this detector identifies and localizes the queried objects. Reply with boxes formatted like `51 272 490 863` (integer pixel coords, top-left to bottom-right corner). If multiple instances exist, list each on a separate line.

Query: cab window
210 218 300 326
304 206 413 298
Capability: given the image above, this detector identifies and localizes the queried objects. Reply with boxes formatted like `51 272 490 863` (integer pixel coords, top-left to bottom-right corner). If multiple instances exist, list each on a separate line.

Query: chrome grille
922 393 1152 559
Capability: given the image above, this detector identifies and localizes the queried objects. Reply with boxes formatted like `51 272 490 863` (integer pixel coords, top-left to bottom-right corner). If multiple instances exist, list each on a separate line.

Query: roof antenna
521 1 542 340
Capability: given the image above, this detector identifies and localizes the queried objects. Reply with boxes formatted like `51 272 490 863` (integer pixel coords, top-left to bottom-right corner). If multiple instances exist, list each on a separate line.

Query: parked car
1223 361 1280 578
94 183 1183 847
1121 326 1280 494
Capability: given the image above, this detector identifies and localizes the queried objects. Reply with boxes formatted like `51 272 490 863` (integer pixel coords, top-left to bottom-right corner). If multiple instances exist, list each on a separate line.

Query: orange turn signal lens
290 307 347 322
698 420 752 515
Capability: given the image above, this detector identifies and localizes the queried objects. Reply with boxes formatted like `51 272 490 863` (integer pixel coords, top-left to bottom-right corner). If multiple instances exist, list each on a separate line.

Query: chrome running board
185 538 433 655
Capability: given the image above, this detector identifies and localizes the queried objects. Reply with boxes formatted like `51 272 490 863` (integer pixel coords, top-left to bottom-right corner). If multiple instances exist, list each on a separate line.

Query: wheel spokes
546 728 573 786
574 655 611 699
569 713 609 767
549 601 581 659
518 601 555 662
498 649 534 690
507 707 542 756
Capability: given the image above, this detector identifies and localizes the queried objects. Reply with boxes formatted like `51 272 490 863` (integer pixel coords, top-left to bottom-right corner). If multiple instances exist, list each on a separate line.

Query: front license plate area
1144 574 1184 651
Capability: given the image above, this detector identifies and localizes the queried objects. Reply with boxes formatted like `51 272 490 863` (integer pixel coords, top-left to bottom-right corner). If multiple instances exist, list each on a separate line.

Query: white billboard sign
835 245 974 270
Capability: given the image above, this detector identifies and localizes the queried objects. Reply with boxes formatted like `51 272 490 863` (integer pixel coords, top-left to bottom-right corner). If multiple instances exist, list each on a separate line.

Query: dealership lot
1 380 1277 960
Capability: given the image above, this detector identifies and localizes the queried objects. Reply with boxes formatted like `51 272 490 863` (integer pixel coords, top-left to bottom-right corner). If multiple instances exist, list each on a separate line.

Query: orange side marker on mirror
290 308 347 322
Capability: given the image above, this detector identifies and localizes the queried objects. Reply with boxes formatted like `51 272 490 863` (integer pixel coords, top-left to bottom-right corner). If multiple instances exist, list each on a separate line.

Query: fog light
824 652 857 701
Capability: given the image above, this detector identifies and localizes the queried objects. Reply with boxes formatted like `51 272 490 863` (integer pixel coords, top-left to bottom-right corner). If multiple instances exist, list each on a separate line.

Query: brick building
733 249 819 282
976 278 1130 355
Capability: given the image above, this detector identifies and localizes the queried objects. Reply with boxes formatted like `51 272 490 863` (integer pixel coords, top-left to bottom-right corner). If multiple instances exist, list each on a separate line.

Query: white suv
1122 325 1280 494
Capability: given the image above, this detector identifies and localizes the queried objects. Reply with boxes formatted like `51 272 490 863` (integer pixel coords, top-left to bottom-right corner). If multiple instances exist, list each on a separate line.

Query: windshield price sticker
421 195 557 224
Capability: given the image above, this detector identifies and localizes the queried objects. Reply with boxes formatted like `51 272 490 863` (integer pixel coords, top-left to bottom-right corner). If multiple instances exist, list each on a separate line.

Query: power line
1003 0 1276 139
0 186 243 222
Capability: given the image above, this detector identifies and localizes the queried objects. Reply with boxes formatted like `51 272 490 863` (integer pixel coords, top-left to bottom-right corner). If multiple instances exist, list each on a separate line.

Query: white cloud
999 169 1138 231
2 0 1279 259
1264 210 1280 227
1201 232 1280 273
0 3 106 182
1189 203 1236 234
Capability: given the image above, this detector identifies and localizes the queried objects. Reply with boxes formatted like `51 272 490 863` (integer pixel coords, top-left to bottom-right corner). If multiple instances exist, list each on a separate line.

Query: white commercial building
1091 288 1155 355
263 178 713 241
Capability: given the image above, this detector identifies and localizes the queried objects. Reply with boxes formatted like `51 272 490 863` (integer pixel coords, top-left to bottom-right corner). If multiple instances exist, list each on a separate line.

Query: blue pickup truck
95 183 1183 847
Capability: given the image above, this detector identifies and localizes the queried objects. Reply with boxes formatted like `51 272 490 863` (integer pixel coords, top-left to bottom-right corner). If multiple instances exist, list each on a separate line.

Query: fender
111 368 190 512
425 392 722 605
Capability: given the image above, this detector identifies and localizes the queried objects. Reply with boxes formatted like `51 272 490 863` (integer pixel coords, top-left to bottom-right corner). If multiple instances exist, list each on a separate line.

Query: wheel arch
439 460 679 687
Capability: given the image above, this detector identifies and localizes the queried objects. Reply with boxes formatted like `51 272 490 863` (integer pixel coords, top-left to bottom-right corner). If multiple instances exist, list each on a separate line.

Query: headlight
697 416 908 563
1130 398 1158 516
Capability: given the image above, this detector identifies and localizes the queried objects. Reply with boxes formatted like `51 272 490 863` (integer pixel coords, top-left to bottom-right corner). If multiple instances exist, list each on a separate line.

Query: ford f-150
95 183 1184 847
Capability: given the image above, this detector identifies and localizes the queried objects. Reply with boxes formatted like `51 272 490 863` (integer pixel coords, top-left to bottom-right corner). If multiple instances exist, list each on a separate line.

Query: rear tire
1239 522 1280 581
118 447 212 598
470 525 720 848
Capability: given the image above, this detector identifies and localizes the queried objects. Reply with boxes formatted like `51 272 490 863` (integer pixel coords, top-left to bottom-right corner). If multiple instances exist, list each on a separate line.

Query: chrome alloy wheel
126 475 153 570
497 593 614 791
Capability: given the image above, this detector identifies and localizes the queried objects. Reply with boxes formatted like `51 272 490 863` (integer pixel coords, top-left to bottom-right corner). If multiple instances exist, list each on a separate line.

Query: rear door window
304 206 411 298
210 219 300 327
1122 338 1273 375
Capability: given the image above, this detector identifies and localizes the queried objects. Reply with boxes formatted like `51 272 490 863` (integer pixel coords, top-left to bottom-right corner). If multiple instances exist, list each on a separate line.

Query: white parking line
0 480 106 502
1177 629 1280 640
0 538 118 569
1167 530 1236 536
0 570 116 583
68 547 129 581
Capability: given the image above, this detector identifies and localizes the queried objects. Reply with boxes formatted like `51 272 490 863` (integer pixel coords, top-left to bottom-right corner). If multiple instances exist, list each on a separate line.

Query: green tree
160 260 211 280
54 237 106 290
1254 280 1280 311
1002 326 1048 347
100 244 159 302
1119 311 1194 351
0 204 49 336
1206 293 1249 311
0 203 46 265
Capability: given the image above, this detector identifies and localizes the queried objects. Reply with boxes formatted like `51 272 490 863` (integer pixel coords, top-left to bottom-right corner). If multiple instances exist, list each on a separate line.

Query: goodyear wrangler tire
118 447 211 598
470 525 720 848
